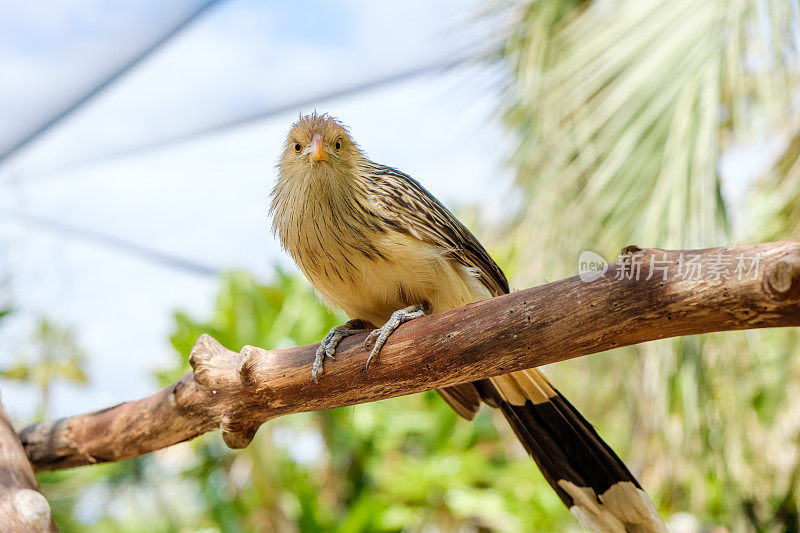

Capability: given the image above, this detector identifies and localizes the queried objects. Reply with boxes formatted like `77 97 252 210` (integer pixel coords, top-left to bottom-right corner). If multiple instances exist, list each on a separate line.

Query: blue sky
0 0 515 420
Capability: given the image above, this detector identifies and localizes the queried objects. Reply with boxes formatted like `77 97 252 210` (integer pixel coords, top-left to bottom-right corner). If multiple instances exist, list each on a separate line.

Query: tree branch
0 392 58 531
19 241 800 473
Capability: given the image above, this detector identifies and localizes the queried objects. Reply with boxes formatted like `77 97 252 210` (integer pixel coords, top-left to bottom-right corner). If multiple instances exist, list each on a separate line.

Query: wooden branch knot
237 345 263 388
189 334 241 391
188 335 266 449
767 253 800 297
219 415 259 449
12 489 52 530
620 244 642 257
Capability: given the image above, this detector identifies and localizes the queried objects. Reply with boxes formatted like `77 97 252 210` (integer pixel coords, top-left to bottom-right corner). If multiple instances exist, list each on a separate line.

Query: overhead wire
0 0 229 277
0 208 219 277
20 53 471 179
0 1 473 276
0 0 228 167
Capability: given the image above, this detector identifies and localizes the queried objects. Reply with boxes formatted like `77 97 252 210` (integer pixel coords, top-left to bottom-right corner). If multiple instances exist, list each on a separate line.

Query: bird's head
278 112 361 182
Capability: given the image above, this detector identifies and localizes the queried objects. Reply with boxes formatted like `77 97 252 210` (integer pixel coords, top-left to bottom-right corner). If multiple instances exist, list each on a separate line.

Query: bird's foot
363 303 429 370
313 319 369 382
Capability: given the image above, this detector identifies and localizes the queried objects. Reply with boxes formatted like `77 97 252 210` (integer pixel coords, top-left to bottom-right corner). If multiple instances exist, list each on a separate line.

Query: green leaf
0 363 30 381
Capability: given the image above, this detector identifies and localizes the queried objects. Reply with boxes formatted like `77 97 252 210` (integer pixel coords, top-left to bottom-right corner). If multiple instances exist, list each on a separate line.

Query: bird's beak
310 134 328 162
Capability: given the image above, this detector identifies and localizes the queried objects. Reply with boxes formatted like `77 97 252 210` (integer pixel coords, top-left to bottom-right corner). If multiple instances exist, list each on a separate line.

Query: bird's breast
272 180 489 324
292 223 487 325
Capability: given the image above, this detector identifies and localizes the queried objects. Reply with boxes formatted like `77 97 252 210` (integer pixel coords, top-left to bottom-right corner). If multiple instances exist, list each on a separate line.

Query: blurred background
1 0 799 531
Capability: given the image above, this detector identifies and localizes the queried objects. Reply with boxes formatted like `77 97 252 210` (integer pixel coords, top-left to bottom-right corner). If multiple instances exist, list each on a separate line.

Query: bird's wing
360 165 665 532
360 162 509 297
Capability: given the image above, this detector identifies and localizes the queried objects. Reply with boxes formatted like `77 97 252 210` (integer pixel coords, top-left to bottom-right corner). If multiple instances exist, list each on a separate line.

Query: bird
270 112 666 532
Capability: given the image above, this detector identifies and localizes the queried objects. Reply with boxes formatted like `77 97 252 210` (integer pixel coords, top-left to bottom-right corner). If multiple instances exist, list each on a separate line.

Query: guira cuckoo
270 113 665 532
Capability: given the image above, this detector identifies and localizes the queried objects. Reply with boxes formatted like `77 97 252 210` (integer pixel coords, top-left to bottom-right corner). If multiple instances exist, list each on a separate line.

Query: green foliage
2 317 87 420
495 0 800 530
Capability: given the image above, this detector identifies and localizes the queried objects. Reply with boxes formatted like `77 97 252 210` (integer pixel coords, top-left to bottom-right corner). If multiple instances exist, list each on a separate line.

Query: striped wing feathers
359 162 509 297
358 160 665 532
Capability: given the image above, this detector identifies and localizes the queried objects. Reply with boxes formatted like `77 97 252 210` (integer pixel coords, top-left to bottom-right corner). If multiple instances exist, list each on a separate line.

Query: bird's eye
293 142 302 153
334 140 342 151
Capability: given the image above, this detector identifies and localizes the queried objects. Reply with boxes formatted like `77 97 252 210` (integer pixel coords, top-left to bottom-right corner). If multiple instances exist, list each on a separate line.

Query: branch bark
0 392 58 532
19 241 800 473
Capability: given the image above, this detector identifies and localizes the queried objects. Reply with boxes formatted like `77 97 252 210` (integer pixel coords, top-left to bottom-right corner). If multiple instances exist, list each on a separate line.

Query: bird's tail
476 369 666 533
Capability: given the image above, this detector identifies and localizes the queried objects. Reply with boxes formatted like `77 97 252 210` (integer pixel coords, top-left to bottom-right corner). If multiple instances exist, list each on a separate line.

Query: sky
0 0 516 421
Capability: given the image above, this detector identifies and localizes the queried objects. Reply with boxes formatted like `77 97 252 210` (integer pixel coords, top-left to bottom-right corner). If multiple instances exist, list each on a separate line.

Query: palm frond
493 0 800 525
499 0 800 284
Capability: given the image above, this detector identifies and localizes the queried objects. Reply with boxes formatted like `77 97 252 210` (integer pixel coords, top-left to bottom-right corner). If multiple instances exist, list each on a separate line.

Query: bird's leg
313 319 369 382
364 303 430 370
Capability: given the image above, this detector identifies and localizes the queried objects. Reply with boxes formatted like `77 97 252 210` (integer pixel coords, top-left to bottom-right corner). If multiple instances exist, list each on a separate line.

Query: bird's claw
312 319 367 382
363 329 379 351
364 303 428 371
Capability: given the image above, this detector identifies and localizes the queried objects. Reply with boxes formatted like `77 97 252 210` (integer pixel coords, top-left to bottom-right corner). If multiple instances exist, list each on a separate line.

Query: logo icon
578 251 608 282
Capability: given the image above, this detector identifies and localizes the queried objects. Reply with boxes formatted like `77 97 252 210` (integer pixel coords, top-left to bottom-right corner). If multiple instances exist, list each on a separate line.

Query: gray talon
365 304 428 371
312 319 368 381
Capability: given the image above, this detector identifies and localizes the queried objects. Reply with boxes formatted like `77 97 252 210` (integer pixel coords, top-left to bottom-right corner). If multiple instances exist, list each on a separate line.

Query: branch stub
767 255 800 296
